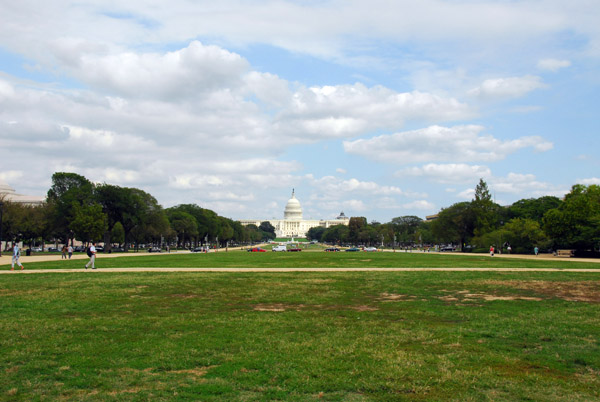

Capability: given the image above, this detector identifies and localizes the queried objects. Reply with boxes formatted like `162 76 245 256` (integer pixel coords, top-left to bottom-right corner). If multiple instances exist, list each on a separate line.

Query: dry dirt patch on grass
378 292 418 301
480 280 600 303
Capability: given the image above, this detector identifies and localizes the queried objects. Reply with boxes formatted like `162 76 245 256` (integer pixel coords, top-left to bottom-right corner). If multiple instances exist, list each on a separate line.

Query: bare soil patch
481 280 600 303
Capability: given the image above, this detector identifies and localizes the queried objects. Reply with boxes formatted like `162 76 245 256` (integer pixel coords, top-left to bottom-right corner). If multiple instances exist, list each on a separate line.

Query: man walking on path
11 242 24 270
85 242 97 269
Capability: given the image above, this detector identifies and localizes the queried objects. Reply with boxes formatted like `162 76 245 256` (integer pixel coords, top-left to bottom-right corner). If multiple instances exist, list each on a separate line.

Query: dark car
74 246 85 252
345 247 361 252
324 247 340 252
148 247 162 253
287 247 302 252
95 245 105 252
47 247 59 252
191 247 207 253
440 245 456 252
247 247 266 252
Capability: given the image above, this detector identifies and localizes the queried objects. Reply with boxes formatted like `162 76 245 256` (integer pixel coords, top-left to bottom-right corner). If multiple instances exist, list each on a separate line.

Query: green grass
3 249 600 270
1 271 599 401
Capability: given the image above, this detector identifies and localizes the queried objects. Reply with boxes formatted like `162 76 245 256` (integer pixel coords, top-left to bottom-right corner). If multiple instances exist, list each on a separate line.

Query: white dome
0 180 16 195
284 189 303 220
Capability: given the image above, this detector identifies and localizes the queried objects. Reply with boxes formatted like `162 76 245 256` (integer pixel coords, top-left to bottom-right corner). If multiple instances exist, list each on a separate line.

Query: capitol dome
283 189 303 220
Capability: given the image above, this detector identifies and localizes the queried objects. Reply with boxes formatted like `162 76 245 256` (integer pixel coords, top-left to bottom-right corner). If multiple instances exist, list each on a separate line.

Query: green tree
472 178 498 237
259 221 276 237
111 222 125 246
391 216 423 245
348 217 367 245
430 202 475 249
543 184 600 250
69 203 108 243
322 224 350 245
46 172 94 243
507 196 562 221
167 211 198 248
306 226 326 242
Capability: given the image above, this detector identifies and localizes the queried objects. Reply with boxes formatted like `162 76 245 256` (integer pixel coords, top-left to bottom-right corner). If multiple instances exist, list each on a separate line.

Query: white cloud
402 200 435 210
578 177 600 185
336 168 347 174
468 75 547 100
397 163 492 183
344 125 553 165
537 58 571 72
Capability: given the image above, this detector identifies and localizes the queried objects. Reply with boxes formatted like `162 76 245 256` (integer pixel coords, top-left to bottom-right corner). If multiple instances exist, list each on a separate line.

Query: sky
1 0 599 223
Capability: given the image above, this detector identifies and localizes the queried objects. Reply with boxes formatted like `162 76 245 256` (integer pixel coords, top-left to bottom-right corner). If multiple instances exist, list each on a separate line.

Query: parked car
191 247 207 253
247 247 266 252
324 247 340 252
111 247 125 252
287 247 302 252
31 247 42 252
74 246 85 252
148 247 162 253
440 245 456 252
345 247 360 252
47 247 59 252
364 247 378 252
95 245 105 252
272 245 287 252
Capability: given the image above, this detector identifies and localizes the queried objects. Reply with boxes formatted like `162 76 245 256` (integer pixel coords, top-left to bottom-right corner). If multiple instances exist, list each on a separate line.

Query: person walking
85 242 97 269
489 245 495 257
11 242 24 271
67 245 73 259
61 245 67 259
534 246 539 256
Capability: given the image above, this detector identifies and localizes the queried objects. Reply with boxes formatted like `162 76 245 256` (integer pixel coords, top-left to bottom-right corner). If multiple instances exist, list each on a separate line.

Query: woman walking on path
11 242 24 270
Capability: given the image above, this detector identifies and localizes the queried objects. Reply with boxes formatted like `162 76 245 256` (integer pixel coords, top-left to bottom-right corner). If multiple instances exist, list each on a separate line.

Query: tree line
1 172 274 251
306 179 600 255
1 173 599 255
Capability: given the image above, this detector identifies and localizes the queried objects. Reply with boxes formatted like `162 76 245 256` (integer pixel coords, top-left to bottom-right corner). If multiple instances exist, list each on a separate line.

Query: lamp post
0 201 3 257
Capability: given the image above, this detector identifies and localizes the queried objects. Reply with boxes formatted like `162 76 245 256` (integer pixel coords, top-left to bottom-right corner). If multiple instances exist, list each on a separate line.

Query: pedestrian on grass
67 245 73 259
534 246 539 256
489 245 494 257
85 242 97 269
11 242 24 271
61 245 67 259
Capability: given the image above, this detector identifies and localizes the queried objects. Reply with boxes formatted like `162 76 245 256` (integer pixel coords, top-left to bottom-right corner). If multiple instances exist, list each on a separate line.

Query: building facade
0 180 45 206
239 190 350 238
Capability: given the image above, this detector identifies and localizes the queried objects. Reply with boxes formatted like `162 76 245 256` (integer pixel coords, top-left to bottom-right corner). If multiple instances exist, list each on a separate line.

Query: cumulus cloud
578 177 600 185
397 163 492 183
468 75 547 100
537 58 571 72
344 125 553 165
277 84 472 139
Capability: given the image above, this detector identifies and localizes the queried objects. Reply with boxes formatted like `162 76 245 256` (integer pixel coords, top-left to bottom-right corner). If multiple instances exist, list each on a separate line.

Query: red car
247 247 267 252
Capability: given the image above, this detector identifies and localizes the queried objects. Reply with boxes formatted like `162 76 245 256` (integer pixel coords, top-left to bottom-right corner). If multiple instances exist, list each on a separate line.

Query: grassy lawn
1 255 600 400
3 249 600 270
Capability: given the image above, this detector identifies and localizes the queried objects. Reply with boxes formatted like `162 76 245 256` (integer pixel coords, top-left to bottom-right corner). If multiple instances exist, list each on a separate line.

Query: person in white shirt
11 242 24 271
85 242 97 269
67 245 73 259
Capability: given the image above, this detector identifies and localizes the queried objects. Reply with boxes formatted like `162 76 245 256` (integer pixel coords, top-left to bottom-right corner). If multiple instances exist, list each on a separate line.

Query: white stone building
239 190 349 238
0 180 45 206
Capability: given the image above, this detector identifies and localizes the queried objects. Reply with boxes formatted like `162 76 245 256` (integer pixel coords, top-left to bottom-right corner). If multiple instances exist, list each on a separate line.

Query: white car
272 245 287 252
364 247 378 252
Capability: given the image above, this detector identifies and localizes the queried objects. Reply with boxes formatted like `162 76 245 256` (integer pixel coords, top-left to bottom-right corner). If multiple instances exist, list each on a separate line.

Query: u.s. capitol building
239 190 349 238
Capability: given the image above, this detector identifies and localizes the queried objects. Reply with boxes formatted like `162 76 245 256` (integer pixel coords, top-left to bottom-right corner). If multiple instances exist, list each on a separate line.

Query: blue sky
0 1 599 223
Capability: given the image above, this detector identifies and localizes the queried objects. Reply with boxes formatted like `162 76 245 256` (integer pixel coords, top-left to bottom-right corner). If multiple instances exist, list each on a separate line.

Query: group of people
6 241 97 270
61 245 74 259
